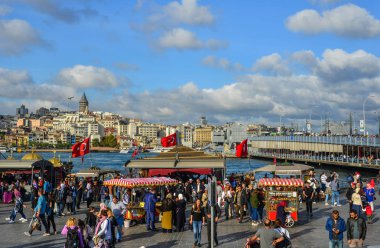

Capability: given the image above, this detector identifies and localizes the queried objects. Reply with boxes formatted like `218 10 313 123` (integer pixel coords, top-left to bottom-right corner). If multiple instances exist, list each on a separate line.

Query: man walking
303 181 314 217
347 209 366 248
110 196 126 242
325 210 346 248
234 185 247 223
24 189 49 237
331 176 341 206
205 201 221 248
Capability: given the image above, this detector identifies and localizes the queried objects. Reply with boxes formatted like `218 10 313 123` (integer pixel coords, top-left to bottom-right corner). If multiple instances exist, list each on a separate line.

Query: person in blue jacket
24 189 50 237
143 188 158 231
325 210 346 248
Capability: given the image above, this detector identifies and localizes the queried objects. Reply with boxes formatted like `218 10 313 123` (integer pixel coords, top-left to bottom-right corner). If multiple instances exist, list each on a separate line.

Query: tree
92 138 101 147
100 135 117 147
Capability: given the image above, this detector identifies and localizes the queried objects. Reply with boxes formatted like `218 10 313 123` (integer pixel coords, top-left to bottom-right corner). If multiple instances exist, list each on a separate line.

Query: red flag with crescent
132 149 139 158
236 139 248 158
71 137 90 158
161 133 177 147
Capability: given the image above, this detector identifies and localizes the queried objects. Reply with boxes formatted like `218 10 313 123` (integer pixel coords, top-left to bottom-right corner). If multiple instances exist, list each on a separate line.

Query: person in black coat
175 194 187 232
276 201 287 226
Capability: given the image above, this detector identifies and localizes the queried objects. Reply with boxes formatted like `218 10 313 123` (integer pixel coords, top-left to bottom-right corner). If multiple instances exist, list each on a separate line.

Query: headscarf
178 194 184 200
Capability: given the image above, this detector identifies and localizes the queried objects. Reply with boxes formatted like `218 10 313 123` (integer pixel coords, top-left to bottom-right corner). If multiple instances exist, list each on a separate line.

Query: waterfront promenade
1 195 379 248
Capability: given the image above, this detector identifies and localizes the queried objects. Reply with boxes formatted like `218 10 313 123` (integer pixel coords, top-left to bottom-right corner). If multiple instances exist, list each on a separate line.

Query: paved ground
1 194 380 248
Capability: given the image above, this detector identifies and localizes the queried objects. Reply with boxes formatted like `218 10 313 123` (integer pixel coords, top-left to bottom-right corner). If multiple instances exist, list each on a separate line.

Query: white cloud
157 28 225 50
163 0 214 25
252 53 292 76
57 65 119 89
202 56 244 71
0 5 12 16
0 19 47 56
286 4 380 38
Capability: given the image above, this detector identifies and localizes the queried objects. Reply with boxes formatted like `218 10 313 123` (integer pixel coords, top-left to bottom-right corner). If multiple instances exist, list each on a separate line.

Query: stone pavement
0 194 380 248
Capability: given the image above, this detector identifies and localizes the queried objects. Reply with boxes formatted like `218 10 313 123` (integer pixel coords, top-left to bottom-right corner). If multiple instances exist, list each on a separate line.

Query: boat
149 147 172 153
120 148 134 154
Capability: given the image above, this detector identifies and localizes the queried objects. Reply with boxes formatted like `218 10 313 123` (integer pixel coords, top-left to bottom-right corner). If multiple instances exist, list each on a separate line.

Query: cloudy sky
0 0 380 130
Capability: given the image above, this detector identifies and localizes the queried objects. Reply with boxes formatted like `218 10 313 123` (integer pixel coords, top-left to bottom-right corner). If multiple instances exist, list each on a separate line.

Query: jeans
116 215 124 240
325 194 330 204
10 208 26 221
146 211 155 230
329 239 343 248
193 220 202 244
72 196 76 213
250 207 258 221
331 191 340 205
47 213 56 233
58 202 64 215
258 205 264 221
306 199 313 214
224 201 231 219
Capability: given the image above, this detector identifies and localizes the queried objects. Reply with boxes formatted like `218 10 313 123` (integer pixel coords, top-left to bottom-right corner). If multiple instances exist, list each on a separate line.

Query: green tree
101 135 117 147
92 138 101 147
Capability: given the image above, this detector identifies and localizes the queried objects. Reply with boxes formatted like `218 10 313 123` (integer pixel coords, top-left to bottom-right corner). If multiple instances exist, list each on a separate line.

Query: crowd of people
1 170 379 248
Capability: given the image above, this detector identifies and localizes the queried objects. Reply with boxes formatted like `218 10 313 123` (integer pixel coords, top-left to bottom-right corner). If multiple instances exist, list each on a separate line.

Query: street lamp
363 95 375 135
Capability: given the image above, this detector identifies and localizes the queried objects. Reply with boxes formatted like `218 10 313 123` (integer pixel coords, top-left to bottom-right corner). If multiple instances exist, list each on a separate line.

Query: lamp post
363 95 375 135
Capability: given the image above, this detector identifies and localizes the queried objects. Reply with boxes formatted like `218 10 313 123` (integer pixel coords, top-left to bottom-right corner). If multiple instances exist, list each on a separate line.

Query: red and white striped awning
258 178 304 187
103 177 178 188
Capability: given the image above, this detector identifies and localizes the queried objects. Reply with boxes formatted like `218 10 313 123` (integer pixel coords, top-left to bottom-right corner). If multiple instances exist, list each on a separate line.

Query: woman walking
352 187 364 217
190 199 205 247
61 218 85 248
222 185 233 220
47 193 57 235
175 194 186 232
93 210 112 248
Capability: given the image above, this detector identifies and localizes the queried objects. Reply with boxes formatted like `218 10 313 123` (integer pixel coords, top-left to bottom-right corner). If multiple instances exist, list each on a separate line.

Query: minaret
79 92 89 113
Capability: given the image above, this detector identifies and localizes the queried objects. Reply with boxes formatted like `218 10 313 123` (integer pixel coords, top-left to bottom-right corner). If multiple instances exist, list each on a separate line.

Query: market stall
259 178 304 227
103 177 178 226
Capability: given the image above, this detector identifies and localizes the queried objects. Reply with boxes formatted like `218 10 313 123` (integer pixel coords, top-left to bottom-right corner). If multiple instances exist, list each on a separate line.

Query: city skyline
0 0 380 126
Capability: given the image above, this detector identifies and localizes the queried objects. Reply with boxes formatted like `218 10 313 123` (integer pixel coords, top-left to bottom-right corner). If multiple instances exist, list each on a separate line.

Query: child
365 205 373 224
5 189 27 223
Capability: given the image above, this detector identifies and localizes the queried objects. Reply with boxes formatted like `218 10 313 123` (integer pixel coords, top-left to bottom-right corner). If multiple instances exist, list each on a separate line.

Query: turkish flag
161 133 177 147
71 137 90 158
236 139 248 158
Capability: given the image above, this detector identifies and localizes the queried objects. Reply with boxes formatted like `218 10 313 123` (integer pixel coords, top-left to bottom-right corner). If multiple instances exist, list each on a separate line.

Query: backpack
275 229 292 248
66 227 80 248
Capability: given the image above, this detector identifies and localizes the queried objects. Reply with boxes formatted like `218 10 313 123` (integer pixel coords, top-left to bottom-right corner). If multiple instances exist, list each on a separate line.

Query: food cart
103 177 178 226
259 178 304 227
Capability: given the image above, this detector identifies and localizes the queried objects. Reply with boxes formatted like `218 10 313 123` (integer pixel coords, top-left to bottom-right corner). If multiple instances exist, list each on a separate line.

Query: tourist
347 209 366 247
86 183 94 208
70 182 78 214
250 175 258 189
107 208 122 247
175 193 187 232
325 210 346 248
242 183 249 216
122 189 131 205
76 181 84 210
330 176 341 207
346 183 355 211
246 218 284 248
55 184 65 216
6 188 27 223
235 185 247 223
320 172 327 192
205 201 221 248
93 210 112 248
257 187 265 223
66 184 74 214
46 192 57 235
190 199 205 247
365 204 373 224
202 189 208 208
110 196 126 242
85 206 97 230
248 186 259 225
161 193 175 233
195 179 204 200
216 181 223 208
276 201 287 226
222 184 233 220
303 181 314 217
364 183 375 212
78 219 94 248
42 178 52 197
103 191 111 207
24 189 49 237
351 188 364 218
274 219 291 248
325 177 332 206
61 217 85 248
143 188 157 231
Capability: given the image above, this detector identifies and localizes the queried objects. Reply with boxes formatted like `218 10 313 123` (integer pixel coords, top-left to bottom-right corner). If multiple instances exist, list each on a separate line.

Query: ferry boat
149 147 172 153
0 146 8 153
120 147 134 154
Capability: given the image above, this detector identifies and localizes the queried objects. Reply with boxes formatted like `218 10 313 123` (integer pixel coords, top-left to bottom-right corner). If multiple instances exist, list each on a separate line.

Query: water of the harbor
5 151 379 183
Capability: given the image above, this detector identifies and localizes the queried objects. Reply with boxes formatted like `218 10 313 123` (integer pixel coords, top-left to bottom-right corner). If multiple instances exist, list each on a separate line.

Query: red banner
161 133 177 147
236 139 248 158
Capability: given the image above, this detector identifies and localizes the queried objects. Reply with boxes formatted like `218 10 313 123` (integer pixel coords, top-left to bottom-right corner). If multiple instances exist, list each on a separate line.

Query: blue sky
1 0 380 130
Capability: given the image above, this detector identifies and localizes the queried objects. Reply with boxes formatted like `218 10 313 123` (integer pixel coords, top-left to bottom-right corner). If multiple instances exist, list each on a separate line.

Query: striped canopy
103 177 178 188
258 178 304 187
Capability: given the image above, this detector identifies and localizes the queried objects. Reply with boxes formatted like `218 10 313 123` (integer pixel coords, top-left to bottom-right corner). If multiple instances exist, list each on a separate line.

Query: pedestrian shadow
218 230 252 246
121 229 161 242
371 217 379 224
289 227 316 239
148 240 178 248
5 239 65 248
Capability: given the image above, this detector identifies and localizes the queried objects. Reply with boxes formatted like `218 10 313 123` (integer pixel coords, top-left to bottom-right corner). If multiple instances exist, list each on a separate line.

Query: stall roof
248 163 313 175
125 159 225 169
259 178 304 187
103 177 177 188
76 169 100 178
